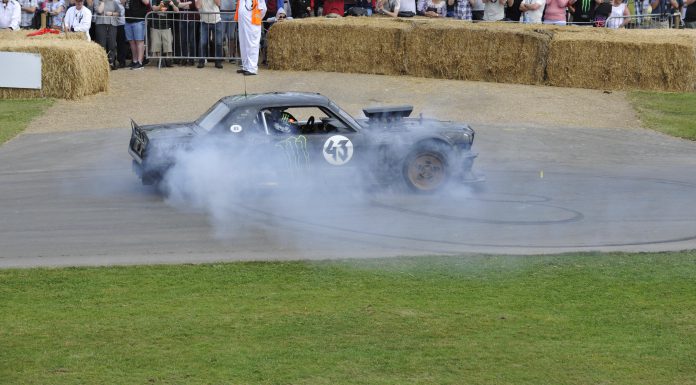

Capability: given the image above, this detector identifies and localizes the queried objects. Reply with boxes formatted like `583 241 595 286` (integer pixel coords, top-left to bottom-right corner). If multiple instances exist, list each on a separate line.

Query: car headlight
442 130 471 144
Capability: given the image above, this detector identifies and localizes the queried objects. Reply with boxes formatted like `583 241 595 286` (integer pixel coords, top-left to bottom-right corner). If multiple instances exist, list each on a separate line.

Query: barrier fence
143 11 275 66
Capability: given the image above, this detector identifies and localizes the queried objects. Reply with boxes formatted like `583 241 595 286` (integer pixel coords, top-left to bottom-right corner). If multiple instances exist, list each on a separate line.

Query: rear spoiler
363 105 413 121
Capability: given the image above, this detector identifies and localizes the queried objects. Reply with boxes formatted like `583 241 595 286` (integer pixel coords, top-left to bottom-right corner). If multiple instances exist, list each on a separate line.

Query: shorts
150 28 173 54
125 20 145 41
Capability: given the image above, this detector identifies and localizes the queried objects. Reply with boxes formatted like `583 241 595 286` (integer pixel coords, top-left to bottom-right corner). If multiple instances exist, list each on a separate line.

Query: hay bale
0 38 108 99
404 20 551 85
267 17 410 75
547 28 696 92
0 29 88 40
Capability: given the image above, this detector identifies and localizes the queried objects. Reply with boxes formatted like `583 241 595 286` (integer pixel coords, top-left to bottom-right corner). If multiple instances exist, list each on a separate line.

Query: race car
128 92 482 193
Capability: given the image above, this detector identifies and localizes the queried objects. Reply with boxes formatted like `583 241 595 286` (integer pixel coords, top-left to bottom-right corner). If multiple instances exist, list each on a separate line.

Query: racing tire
402 142 450 194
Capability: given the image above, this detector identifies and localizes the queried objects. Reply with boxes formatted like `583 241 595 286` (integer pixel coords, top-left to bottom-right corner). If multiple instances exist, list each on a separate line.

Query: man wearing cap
0 0 21 30
64 0 93 39
235 0 267 75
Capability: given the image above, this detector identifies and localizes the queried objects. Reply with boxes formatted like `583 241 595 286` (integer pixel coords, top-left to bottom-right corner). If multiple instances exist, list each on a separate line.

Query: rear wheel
403 143 450 193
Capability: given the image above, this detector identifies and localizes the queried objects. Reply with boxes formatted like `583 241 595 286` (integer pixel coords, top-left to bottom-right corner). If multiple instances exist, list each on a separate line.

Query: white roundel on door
322 135 353 166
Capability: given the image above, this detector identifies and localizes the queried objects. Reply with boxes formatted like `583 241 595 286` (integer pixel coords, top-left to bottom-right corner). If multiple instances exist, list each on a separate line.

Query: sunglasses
278 15 286 19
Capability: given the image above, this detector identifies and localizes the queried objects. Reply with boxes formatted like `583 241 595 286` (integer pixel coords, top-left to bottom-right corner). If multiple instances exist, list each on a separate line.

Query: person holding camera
150 0 178 66
64 0 93 39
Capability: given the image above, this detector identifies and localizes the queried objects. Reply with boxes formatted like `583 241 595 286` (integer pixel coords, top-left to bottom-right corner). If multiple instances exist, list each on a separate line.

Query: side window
263 106 355 136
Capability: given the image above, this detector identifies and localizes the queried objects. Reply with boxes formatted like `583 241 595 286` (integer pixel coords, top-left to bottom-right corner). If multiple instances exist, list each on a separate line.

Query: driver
269 108 298 134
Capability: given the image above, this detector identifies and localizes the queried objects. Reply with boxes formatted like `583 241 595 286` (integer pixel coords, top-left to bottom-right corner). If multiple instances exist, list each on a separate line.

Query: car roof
221 92 331 109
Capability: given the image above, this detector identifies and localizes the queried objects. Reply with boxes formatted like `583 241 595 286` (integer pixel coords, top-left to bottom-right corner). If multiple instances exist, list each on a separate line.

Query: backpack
345 6 368 15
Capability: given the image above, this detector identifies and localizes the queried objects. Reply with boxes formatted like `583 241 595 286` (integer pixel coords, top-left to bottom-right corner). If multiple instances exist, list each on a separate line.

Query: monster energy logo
275 135 310 171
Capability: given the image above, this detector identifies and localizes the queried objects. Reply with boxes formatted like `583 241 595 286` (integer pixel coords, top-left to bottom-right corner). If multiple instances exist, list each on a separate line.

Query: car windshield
195 101 231 132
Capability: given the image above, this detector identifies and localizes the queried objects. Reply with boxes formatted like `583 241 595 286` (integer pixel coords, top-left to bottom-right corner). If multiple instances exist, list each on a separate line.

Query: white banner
0 52 42 90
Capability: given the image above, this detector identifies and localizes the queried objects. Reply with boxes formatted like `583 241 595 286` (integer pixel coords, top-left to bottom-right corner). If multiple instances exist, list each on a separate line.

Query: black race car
128 92 481 193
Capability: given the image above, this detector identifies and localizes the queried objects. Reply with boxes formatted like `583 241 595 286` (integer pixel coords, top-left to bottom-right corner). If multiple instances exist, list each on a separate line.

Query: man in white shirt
0 0 21 30
18 0 36 28
520 0 545 22
64 0 93 39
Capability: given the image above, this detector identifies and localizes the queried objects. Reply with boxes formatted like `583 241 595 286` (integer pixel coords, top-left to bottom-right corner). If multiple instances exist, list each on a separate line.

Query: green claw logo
275 135 310 171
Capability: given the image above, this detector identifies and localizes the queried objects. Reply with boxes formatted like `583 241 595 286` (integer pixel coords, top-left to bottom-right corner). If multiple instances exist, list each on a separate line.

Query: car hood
357 118 466 133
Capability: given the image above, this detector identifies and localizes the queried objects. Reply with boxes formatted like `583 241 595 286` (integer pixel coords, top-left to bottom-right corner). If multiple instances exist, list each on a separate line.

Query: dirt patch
26 66 640 133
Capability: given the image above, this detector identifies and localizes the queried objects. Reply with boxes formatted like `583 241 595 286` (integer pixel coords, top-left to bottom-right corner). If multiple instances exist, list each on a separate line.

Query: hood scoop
363 105 413 122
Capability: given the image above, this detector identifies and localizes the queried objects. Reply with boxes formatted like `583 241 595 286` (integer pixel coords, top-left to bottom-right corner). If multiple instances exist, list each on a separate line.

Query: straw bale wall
267 17 410 75
266 17 696 92
547 29 696 92
0 33 107 100
404 20 550 85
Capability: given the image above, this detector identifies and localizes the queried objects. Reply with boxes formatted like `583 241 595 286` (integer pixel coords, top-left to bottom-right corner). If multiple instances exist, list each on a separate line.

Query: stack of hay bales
0 31 108 99
267 17 411 75
404 20 551 85
266 17 696 92
547 29 696 92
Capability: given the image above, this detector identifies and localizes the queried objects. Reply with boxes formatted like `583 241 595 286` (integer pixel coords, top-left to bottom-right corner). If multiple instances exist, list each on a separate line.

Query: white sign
230 124 243 133
323 135 353 166
0 52 42 90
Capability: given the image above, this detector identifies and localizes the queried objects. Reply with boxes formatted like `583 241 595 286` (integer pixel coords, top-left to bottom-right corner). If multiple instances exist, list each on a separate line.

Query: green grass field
0 99 53 144
1 253 695 385
628 91 696 141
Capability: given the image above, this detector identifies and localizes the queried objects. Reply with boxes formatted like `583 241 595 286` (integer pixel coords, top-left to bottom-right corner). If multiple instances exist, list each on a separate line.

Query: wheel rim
407 153 446 191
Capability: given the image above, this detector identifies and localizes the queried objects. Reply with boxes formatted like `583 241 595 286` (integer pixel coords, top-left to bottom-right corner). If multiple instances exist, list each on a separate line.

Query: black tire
402 142 450 193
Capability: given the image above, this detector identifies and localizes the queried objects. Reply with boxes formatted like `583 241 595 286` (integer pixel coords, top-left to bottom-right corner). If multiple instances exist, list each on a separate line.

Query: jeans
178 19 197 58
199 22 223 63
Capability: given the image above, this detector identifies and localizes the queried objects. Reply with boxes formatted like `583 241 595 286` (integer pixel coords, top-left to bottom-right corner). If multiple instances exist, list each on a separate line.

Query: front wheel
402 143 450 193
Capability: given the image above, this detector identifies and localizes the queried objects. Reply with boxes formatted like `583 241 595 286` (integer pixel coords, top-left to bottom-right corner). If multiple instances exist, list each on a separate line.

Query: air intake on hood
363 105 413 121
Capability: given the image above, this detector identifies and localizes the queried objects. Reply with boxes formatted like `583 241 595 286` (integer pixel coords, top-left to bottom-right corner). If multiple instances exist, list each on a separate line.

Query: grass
0 99 53 144
628 91 696 140
1 253 695 385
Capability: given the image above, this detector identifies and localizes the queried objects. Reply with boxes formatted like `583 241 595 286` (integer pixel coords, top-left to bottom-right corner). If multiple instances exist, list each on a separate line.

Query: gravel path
27 67 641 133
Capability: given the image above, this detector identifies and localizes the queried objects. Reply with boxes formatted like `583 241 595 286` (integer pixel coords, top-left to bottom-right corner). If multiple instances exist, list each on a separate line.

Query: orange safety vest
234 0 262 25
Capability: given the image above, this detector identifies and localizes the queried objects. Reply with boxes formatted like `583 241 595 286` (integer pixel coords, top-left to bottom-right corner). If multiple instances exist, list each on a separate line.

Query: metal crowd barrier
605 12 682 29
143 11 274 65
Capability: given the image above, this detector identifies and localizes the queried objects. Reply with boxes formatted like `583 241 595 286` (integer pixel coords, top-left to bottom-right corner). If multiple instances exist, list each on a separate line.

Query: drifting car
128 92 482 193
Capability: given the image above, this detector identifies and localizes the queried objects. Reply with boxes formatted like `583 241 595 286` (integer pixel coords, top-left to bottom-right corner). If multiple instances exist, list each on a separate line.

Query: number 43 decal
323 135 354 166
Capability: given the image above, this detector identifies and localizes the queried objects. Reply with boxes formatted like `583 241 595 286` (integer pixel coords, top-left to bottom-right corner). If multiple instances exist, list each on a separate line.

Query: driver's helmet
271 109 297 134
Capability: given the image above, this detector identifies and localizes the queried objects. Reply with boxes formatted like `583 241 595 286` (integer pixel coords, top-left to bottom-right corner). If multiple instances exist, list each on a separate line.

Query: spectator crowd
2 0 696 72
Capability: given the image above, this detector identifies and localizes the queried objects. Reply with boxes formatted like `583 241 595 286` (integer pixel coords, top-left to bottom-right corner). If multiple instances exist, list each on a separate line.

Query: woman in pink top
543 0 569 24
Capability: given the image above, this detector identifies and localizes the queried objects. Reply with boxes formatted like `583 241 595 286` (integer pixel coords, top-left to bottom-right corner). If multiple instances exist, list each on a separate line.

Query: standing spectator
94 0 121 69
150 0 178 66
125 0 149 70
568 0 598 24
451 0 473 19
64 0 92 39
290 0 311 16
0 0 20 30
520 0 544 22
375 0 399 16
219 0 236 61
45 0 63 28
18 0 36 28
196 0 223 68
504 0 522 20
483 0 510 20
177 0 197 65
685 0 696 27
470 0 483 19
115 0 128 68
236 0 266 75
420 0 446 16
605 0 628 27
543 0 568 24
399 0 415 15
651 0 679 27
322 0 342 14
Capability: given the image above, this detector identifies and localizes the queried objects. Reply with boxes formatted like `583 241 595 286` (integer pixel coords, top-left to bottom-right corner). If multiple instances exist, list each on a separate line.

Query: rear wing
362 105 413 122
